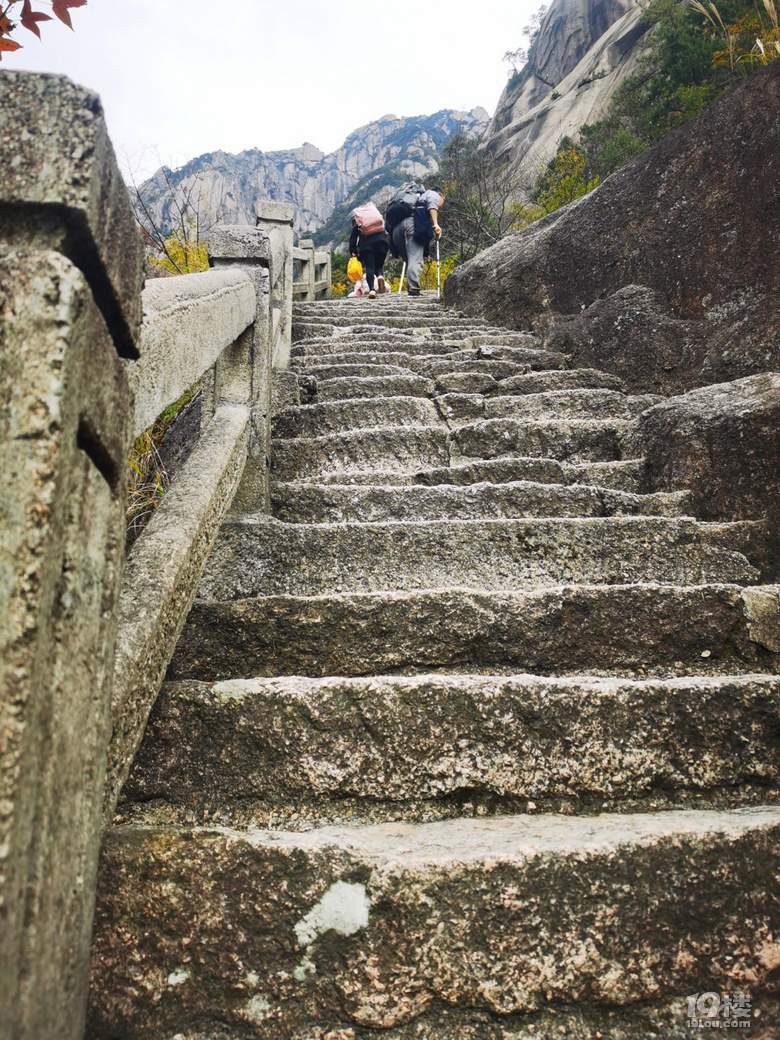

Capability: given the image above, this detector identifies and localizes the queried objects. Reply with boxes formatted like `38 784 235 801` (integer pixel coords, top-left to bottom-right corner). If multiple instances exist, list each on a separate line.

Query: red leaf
52 0 86 29
0 36 22 56
0 14 13 34
21 0 52 39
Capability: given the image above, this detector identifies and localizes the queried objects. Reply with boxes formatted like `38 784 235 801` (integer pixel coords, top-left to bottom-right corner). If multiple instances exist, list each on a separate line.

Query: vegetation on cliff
440 0 779 267
578 0 779 179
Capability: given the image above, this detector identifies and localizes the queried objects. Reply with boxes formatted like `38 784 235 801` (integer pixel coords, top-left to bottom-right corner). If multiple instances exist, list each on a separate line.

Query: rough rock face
482 0 648 181
537 285 710 395
632 371 780 522
0 72 139 1040
446 62 780 394
137 108 488 241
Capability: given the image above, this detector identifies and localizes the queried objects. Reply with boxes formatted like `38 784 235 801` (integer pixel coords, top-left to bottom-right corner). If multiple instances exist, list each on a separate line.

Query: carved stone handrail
0 70 297 1040
129 268 256 438
293 237 332 300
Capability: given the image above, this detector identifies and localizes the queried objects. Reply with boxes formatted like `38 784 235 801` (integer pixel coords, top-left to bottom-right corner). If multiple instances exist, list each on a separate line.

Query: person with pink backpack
349 202 390 298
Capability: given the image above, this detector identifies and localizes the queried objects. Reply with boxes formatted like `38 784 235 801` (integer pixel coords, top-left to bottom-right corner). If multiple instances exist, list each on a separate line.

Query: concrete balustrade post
209 221 292 513
298 238 317 302
256 200 295 370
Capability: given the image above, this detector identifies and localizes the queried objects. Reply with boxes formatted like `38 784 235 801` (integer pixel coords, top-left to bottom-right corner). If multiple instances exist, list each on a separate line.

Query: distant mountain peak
135 108 489 243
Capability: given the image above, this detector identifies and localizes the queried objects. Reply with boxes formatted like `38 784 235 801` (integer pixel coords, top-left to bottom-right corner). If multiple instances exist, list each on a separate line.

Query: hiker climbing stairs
87 293 780 1039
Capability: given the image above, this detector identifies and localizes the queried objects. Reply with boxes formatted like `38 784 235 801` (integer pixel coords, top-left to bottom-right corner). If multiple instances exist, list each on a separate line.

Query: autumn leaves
0 0 86 58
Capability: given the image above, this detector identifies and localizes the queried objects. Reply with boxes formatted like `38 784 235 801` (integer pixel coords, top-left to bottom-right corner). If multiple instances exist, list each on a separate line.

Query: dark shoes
408 288 421 297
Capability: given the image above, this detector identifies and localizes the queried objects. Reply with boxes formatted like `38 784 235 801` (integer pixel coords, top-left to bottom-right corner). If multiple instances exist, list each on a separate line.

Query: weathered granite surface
0 247 131 1040
119 673 780 826
446 63 780 395
87 810 780 1038
631 373 780 524
483 0 649 188
0 71 145 357
168 584 779 681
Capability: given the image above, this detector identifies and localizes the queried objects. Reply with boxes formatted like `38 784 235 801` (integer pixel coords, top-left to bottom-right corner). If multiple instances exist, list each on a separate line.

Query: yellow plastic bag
347 257 363 283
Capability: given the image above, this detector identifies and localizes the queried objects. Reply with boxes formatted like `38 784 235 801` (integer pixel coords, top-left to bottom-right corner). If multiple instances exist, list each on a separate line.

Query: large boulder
630 373 780 580
446 62 780 394
632 373 780 523
537 285 704 395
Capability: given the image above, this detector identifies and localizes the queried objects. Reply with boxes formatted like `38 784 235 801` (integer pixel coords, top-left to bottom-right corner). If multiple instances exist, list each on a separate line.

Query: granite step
291 337 473 358
271 397 441 439
417 344 563 371
88 808 780 1038
168 583 780 681
288 457 653 493
436 389 660 426
453 417 630 463
198 516 757 599
272 426 450 481
290 347 561 373
423 359 537 382
118 673 780 828
292 315 492 338
291 348 463 370
495 367 627 394
293 301 457 316
298 361 412 380
294 298 446 314
269 481 693 523
314 373 436 401
414 455 647 492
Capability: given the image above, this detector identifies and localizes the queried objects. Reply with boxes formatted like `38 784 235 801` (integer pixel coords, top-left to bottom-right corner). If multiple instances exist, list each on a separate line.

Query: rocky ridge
480 0 649 185
447 62 780 397
136 108 488 241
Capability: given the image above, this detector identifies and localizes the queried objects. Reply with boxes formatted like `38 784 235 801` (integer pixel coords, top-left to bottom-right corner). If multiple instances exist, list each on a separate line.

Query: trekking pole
436 238 441 299
398 261 406 294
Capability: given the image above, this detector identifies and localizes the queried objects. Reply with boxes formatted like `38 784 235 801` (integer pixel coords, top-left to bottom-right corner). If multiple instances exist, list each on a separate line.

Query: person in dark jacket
391 188 444 297
349 216 389 298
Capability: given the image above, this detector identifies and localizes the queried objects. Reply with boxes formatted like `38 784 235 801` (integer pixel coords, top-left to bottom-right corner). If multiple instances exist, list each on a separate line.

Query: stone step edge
119 671 780 822
169 583 780 680
90 806 780 1032
108 805 780 861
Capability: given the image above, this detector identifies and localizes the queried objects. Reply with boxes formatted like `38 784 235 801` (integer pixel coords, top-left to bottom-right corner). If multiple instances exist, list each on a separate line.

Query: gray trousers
393 216 426 293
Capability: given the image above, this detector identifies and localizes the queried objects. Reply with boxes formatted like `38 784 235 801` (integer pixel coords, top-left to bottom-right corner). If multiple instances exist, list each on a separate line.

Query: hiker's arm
429 207 442 238
349 225 359 254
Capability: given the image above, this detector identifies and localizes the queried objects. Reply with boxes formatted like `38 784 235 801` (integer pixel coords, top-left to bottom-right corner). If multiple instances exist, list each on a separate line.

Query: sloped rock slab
88 809 780 1038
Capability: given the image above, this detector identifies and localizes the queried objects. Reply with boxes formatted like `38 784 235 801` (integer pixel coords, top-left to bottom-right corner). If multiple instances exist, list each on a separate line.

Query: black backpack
385 182 425 228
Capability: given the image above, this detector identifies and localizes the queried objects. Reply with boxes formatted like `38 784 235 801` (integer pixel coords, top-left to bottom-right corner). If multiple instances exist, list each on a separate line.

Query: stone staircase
88 294 780 1039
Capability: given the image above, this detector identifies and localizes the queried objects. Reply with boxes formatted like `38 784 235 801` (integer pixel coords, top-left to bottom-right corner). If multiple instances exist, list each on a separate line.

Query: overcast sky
5 0 540 181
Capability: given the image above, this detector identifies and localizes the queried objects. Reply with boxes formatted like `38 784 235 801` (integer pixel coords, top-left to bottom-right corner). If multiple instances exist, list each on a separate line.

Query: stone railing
293 237 332 300
0 70 297 1040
